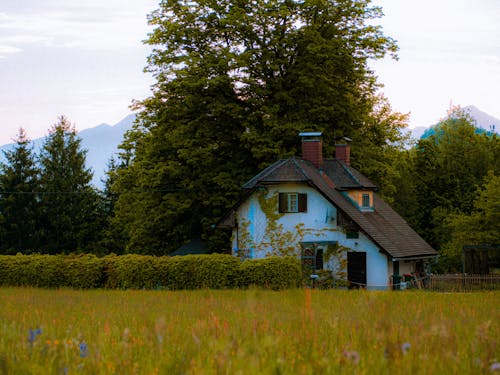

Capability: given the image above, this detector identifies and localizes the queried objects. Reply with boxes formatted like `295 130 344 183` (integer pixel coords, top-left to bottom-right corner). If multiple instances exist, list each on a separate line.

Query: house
219 132 437 289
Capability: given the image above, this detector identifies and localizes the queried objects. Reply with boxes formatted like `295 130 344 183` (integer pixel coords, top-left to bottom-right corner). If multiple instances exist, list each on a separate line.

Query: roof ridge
292 158 313 181
241 158 289 188
338 160 361 186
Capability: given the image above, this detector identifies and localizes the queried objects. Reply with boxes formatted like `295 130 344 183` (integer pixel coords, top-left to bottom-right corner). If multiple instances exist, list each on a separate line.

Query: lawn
0 288 498 374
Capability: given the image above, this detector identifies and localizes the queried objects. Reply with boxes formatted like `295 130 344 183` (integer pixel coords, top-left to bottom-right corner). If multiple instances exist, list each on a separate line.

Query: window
279 193 307 213
362 193 370 208
315 249 324 270
346 230 359 239
301 246 324 271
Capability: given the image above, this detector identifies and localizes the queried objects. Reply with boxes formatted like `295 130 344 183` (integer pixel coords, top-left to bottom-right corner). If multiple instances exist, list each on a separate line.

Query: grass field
0 288 498 374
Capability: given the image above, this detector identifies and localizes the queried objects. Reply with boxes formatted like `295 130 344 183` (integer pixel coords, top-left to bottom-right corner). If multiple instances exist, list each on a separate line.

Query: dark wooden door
347 252 366 288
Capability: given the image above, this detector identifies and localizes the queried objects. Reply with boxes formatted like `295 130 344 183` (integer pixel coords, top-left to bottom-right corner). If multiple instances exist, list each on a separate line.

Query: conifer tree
38 116 104 253
0 128 40 253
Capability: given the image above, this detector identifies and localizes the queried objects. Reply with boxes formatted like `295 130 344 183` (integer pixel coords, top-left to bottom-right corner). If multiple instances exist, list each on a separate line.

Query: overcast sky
1 0 499 145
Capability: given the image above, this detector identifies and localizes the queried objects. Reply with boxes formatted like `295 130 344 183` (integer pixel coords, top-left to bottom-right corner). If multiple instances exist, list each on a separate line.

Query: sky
1 0 499 145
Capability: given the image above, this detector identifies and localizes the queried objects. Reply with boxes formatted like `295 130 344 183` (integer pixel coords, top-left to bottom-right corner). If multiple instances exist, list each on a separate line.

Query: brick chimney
335 144 350 166
299 132 323 167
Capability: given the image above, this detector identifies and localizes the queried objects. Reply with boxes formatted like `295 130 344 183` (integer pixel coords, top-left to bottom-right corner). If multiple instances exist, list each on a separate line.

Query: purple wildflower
28 328 42 344
401 342 411 354
342 350 360 365
79 341 88 358
490 362 500 372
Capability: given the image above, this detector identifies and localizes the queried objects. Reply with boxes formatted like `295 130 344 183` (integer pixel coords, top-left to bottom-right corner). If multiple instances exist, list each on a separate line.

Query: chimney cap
299 132 322 138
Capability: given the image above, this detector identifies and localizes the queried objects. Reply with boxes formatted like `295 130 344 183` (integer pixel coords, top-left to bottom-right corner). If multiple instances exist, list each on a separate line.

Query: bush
104 254 160 289
62 254 104 289
158 254 240 290
237 256 302 290
0 253 302 290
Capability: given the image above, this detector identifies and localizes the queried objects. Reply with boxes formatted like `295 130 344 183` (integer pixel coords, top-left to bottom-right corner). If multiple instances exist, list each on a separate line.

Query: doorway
347 252 366 288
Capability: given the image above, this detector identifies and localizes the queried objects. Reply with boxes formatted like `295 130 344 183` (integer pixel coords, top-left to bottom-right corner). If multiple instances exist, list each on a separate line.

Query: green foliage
237 256 302 290
441 172 500 268
413 112 498 246
38 116 106 254
0 129 41 254
0 254 104 289
390 109 499 258
158 254 241 290
104 254 161 289
0 254 301 290
111 0 403 254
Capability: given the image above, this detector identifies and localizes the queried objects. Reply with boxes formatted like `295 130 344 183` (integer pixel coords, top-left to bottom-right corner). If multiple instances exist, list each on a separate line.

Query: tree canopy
38 116 105 254
0 129 40 253
110 0 404 254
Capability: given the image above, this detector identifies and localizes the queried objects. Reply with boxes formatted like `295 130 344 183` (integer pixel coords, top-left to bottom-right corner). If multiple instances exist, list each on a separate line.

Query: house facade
220 133 437 289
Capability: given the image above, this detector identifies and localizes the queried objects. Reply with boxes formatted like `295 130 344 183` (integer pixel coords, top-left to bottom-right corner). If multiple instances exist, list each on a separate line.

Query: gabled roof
240 157 437 259
323 160 377 190
170 238 210 256
242 158 311 188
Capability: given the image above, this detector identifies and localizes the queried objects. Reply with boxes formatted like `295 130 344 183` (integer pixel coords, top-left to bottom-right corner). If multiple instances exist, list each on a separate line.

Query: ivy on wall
236 191 350 260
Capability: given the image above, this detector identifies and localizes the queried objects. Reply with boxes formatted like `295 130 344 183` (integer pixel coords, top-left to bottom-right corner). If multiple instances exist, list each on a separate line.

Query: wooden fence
427 274 500 292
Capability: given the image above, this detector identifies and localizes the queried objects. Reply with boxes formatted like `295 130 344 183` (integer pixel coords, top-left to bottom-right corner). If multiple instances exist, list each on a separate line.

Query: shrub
157 254 240 290
62 254 104 289
0 253 302 290
104 254 160 289
237 256 302 290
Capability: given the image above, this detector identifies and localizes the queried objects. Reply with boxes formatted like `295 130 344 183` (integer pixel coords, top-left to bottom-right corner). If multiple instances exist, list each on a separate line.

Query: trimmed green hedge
0 254 301 290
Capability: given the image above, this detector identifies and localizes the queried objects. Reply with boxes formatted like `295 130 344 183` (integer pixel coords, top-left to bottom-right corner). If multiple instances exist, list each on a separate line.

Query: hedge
0 254 302 290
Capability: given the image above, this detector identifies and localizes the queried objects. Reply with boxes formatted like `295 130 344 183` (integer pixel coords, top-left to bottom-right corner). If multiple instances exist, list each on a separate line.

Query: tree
392 108 499 253
111 0 401 254
38 116 105 254
0 129 40 253
442 172 500 271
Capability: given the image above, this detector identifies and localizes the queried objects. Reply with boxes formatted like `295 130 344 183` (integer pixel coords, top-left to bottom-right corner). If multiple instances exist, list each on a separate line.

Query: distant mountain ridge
0 114 136 189
409 105 500 140
1 106 498 188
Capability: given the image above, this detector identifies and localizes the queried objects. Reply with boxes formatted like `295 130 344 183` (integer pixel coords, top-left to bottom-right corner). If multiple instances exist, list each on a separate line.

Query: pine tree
38 116 104 253
0 128 40 253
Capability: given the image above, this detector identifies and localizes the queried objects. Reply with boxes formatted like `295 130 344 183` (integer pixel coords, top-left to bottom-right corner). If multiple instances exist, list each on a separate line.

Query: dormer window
279 193 307 213
362 193 370 208
344 190 374 211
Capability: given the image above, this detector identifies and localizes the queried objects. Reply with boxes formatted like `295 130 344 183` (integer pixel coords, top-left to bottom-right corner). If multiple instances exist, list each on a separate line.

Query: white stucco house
219 132 437 289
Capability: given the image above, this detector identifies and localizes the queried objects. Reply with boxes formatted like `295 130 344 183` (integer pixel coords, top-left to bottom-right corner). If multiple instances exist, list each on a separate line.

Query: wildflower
79 341 88 358
401 342 411 355
490 362 500 372
342 350 360 365
28 328 42 344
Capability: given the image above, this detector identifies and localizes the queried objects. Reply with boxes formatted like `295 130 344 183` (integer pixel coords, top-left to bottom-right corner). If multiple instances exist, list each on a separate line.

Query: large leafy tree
441 172 500 270
38 116 105 254
392 109 499 252
112 0 402 254
0 129 41 253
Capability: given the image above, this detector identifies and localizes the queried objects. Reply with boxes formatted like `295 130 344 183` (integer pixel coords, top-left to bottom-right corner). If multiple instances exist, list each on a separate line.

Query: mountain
0 114 135 189
408 105 500 140
463 105 500 133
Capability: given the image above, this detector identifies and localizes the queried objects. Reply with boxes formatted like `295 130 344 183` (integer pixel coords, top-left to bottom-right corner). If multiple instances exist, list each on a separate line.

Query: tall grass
0 288 498 374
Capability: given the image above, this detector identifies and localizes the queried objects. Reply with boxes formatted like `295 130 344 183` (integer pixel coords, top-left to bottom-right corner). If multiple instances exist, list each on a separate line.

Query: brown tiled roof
242 158 311 188
241 157 437 259
323 159 377 190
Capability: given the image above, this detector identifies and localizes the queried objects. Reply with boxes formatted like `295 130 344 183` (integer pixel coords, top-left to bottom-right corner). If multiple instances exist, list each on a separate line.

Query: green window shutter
298 193 307 212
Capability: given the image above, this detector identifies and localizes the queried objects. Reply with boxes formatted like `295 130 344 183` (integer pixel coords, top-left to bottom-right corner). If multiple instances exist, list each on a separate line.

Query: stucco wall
231 183 389 289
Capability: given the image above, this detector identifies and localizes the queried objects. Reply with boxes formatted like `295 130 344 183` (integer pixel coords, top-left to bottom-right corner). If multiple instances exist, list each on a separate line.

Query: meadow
0 288 498 374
